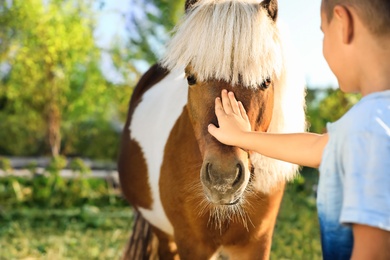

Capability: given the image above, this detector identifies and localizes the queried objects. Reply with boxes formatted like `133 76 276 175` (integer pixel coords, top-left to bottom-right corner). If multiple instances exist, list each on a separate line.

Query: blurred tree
0 0 119 156
125 0 186 68
306 88 361 134
100 0 187 130
130 0 185 61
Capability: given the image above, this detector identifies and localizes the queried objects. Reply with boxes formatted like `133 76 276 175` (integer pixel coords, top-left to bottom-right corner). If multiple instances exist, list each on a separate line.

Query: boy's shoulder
334 90 390 135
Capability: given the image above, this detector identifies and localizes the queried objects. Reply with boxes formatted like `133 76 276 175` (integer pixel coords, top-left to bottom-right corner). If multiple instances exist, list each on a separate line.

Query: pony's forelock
161 0 283 88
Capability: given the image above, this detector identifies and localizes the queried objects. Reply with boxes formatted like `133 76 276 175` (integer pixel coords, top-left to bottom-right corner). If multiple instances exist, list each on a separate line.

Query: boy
208 0 390 259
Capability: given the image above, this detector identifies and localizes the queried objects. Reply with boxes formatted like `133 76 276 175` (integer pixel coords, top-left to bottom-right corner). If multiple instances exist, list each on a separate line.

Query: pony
118 0 306 259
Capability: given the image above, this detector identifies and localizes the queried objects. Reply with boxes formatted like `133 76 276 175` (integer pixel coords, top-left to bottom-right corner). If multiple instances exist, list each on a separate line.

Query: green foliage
306 88 361 133
46 155 67 175
0 0 123 157
318 89 361 123
0 157 123 208
0 175 123 208
61 118 122 160
271 168 322 259
0 111 46 155
126 0 186 66
69 158 91 175
26 160 39 175
0 157 12 172
108 0 188 86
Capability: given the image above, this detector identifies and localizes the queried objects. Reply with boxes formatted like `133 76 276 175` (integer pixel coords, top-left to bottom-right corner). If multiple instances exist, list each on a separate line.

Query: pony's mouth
205 193 251 231
223 197 241 206
204 191 243 206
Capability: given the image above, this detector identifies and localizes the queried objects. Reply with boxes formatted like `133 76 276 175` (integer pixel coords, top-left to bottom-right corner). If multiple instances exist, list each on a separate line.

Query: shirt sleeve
340 131 390 231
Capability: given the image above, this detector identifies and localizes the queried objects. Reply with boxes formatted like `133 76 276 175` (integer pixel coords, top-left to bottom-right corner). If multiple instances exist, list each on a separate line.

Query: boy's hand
208 89 251 146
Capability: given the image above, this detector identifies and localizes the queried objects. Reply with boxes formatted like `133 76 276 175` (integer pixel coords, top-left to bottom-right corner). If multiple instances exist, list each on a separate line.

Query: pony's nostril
205 163 212 183
232 163 243 186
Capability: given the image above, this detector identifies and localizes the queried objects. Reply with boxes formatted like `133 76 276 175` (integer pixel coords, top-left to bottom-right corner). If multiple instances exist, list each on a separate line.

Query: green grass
271 168 322 259
0 206 133 259
0 169 321 259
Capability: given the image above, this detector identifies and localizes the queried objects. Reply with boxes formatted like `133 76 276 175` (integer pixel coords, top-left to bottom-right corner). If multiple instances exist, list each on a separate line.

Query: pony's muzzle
200 159 248 205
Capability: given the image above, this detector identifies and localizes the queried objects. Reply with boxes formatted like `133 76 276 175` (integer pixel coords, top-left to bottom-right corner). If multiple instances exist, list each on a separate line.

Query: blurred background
0 0 360 259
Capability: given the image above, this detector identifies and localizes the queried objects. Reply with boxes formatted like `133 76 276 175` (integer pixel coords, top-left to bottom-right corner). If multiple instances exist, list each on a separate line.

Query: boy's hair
322 0 390 36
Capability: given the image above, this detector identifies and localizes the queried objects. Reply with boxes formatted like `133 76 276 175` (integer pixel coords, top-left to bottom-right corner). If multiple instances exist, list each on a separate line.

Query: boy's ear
334 5 354 44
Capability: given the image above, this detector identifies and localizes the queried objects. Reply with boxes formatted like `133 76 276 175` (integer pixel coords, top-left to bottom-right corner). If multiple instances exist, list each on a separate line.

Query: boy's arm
208 90 328 168
352 224 390 260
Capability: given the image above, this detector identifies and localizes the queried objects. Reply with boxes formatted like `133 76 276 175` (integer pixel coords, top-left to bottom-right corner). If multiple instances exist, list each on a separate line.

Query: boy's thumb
208 124 218 136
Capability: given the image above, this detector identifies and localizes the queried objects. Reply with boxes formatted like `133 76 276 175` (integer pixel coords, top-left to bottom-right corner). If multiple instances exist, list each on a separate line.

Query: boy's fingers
228 91 240 115
221 89 233 114
215 97 225 117
238 101 249 121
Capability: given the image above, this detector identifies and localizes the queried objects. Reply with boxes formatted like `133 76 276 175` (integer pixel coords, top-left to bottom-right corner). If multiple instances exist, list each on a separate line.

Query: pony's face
185 66 274 206
162 0 282 213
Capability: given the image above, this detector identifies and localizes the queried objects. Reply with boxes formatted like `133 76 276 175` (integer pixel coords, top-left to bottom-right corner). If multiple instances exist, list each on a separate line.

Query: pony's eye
260 78 271 89
187 75 197 85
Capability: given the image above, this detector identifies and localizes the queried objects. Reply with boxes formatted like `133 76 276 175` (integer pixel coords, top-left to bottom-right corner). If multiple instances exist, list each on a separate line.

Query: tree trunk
45 102 61 157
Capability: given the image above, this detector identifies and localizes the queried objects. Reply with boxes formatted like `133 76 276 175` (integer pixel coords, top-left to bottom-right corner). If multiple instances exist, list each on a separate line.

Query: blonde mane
161 0 283 88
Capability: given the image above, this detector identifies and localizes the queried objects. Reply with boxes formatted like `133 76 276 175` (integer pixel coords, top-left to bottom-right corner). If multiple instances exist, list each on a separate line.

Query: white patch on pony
130 69 187 236
161 0 283 88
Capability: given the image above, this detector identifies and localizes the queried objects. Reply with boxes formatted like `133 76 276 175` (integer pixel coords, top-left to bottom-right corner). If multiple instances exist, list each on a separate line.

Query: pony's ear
185 0 197 13
260 0 278 21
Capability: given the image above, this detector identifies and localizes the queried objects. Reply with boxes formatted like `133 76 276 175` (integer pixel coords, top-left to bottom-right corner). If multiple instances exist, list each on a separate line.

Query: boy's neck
354 35 390 97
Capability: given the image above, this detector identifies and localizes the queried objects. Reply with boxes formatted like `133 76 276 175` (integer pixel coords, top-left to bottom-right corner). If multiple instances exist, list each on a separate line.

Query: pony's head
161 0 298 225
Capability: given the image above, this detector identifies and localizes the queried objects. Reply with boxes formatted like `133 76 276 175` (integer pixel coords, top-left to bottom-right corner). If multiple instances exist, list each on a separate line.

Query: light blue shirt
318 90 390 260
